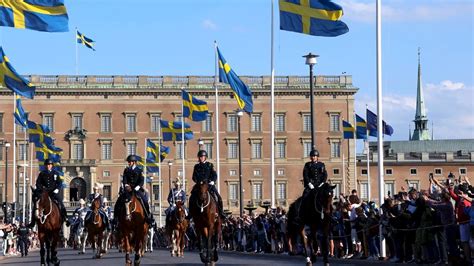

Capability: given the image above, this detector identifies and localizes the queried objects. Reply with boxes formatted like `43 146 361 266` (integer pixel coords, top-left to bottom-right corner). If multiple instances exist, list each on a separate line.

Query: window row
227 181 288 204
360 167 468 176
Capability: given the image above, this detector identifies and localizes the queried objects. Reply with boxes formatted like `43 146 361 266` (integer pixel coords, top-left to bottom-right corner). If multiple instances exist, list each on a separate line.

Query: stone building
0 74 357 217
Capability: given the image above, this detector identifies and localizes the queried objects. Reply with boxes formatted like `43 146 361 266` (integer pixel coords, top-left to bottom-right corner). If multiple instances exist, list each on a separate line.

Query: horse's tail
287 197 302 224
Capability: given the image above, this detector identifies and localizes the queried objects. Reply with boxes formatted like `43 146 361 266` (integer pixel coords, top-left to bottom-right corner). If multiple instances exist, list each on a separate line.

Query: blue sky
1 0 473 141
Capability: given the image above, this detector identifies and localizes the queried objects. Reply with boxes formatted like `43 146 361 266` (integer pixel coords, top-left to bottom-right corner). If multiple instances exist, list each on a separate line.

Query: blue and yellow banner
0 0 69 32
14 95 28 127
76 30 95 51
0 47 36 99
35 142 62 163
279 0 349 37
160 120 193 142
145 139 170 173
217 47 253 113
27 120 52 146
355 114 368 140
342 120 354 139
182 89 208 122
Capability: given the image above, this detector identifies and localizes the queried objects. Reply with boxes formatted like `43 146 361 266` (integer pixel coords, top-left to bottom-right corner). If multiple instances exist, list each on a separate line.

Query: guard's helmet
197 150 208 157
126 154 138 162
44 159 54 165
309 150 319 157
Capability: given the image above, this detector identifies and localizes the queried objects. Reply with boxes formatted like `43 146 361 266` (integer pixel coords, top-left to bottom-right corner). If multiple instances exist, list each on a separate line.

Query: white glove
53 189 59 194
308 183 315 190
209 181 215 186
134 186 140 191
172 203 176 207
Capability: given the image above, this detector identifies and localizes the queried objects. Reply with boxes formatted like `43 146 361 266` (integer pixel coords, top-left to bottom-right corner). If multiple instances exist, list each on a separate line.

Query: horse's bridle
38 196 53 225
196 191 211 213
313 186 332 220
174 207 185 223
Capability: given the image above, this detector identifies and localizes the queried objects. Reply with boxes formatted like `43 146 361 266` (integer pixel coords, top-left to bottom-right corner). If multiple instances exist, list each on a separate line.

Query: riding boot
142 200 154 224
61 206 70 226
215 193 226 220
27 202 37 228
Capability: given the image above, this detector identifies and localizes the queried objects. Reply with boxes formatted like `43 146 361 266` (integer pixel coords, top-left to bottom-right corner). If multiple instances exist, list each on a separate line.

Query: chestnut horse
166 200 189 257
118 193 149 266
34 190 62 266
189 181 222 266
85 197 107 258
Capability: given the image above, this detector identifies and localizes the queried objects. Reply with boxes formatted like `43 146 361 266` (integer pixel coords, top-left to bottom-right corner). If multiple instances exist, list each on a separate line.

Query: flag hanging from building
76 30 95 51
14 95 28 127
366 109 394 137
182 89 208 122
279 0 349 37
217 47 253 113
0 0 69 32
355 114 368 139
160 120 194 141
0 47 36 99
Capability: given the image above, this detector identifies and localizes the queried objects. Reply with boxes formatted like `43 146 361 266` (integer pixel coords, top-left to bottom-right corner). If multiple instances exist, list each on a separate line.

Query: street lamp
303 52 319 150
198 138 204 150
4 141 10 204
168 160 173 194
236 109 244 217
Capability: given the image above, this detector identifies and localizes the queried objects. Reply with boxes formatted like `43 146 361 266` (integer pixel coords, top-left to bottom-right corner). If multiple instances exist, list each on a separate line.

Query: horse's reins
38 196 53 225
313 186 331 220
196 191 211 213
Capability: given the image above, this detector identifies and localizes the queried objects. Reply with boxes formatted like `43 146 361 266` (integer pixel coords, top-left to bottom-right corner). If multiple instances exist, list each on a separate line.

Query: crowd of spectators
0 221 39 257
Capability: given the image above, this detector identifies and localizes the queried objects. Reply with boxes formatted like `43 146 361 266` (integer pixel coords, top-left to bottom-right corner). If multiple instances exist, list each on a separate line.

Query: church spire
412 47 431 140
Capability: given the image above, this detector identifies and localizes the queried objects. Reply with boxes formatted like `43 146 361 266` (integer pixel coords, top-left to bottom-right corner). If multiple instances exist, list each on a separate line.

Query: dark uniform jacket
303 161 327 188
122 166 144 190
87 193 104 208
36 169 63 193
192 161 217 184
167 188 186 205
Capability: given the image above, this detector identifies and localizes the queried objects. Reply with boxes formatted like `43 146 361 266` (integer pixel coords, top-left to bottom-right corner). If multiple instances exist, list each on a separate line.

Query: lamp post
168 160 173 194
303 53 319 150
198 138 204 150
236 109 244 217
4 141 10 204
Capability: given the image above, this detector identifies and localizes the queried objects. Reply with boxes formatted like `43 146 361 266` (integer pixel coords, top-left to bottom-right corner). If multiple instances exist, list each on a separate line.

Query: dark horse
287 183 335 266
166 200 189 257
85 197 107 258
189 181 222 266
118 192 149 266
33 189 62 266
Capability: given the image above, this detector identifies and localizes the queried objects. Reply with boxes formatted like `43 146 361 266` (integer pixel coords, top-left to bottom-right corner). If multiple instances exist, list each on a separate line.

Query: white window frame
251 181 263 204
275 140 286 159
101 142 112 160
384 181 395 197
126 113 137 133
253 169 262 176
126 141 137 156
229 170 237 176
410 168 417 175
277 168 285 176
71 113 83 130
103 170 111 177
329 113 340 132
385 168 393 175
251 113 262 132
227 114 237 132
359 182 368 200
333 168 340 176
459 168 467 175
302 114 311 132
275 113 285 132
227 141 238 159
330 141 341 158
434 168 442 176
150 113 161 133
202 113 213 132
42 113 54 132
100 113 112 133
361 169 368 175
251 140 262 159
303 140 312 158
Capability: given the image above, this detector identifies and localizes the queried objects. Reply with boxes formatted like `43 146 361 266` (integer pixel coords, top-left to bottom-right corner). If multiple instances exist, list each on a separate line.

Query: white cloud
201 19 217 30
426 80 466 91
340 0 472 23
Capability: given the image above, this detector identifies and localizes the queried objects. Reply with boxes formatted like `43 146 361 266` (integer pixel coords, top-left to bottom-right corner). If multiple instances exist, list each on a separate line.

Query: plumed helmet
175 179 182 185
79 198 86 205
44 159 54 165
126 154 138 162
197 150 208 157
309 149 319 157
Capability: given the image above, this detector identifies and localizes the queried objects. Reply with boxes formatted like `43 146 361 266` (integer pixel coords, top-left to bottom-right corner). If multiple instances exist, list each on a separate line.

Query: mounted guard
190 150 225 219
85 183 111 230
299 149 328 220
29 159 69 228
165 179 188 223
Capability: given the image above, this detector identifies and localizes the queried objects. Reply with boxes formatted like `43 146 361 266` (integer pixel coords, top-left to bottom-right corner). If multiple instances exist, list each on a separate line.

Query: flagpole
376 0 386 258
365 104 371 200
144 138 147 180
353 111 356 199
214 41 221 193
29 140 33 223
13 94 17 219
270 0 276 209
75 27 79 75
342 153 345 194
22 130 27 223
158 131 162 228
181 91 186 192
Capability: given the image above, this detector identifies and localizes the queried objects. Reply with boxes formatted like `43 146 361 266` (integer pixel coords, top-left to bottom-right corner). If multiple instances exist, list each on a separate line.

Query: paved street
0 248 401 266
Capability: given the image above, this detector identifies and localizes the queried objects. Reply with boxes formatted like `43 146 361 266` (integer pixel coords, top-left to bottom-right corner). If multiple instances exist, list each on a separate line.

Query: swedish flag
355 114 368 139
35 142 62 163
279 0 349 37
342 120 354 139
27 120 54 147
145 140 160 173
182 90 208 122
14 95 28 127
160 120 193 142
217 47 253 113
160 145 170 162
76 30 95 51
0 0 69 32
0 47 36 99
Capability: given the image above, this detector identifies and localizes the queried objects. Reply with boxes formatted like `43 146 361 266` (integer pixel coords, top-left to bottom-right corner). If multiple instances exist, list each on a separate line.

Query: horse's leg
51 231 60 265
124 233 132 266
301 227 312 266
45 238 51 265
39 237 46 266
82 230 88 254
321 223 330 266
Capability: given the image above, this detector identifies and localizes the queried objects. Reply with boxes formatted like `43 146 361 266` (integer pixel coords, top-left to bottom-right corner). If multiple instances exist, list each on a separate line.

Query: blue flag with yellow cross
182 89 208 122
0 47 36 99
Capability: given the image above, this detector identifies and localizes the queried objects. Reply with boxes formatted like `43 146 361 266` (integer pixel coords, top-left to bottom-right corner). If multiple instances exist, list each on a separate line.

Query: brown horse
34 189 62 266
189 181 222 266
166 200 189 257
85 197 107 258
118 193 149 266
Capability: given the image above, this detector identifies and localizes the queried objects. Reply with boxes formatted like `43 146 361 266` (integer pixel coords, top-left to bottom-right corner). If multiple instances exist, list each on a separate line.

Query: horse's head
91 197 101 211
198 180 210 201
318 183 336 214
175 200 186 221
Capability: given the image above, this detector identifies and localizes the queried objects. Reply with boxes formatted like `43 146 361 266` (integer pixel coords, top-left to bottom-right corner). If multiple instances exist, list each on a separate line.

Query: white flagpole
13 94 17 219
353 111 357 198
158 130 163 228
270 0 276 209
181 93 186 192
144 138 147 179
365 105 371 200
29 141 33 223
342 153 345 195
75 27 79 76
214 41 221 193
22 130 27 223
376 0 386 257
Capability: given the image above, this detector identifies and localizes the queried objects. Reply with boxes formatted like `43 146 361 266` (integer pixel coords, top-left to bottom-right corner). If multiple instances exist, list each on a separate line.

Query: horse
71 215 87 254
166 200 189 257
118 192 149 266
287 183 336 266
34 189 63 266
85 197 107 258
144 223 155 253
189 181 222 266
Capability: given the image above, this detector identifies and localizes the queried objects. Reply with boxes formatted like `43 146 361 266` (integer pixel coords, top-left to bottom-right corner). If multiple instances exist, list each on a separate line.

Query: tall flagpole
22 130 27 222
143 138 147 180
13 94 17 219
158 129 163 228
29 141 33 223
365 104 371 200
376 0 386 257
181 93 186 192
353 111 357 197
270 0 276 209
214 41 221 193
75 27 79 75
